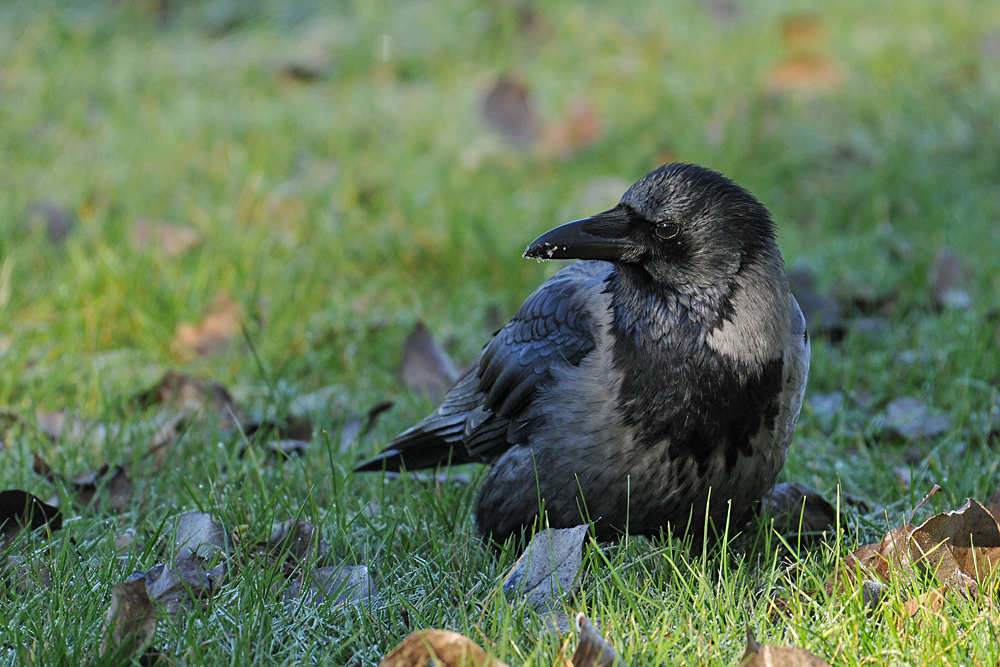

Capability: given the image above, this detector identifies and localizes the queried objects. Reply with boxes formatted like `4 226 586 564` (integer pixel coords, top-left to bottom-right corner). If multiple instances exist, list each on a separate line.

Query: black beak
523 207 637 261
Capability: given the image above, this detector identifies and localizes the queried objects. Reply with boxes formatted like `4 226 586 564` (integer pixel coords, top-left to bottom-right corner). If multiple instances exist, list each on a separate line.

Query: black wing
353 262 606 472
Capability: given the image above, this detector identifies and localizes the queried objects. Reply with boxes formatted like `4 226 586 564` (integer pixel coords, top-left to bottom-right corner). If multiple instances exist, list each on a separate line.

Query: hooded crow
355 163 810 546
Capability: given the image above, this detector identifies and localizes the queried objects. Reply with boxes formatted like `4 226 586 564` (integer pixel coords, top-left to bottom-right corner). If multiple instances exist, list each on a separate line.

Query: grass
1 0 1000 664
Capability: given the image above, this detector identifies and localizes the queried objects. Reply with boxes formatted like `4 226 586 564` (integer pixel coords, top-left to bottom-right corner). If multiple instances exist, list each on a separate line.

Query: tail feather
353 412 471 472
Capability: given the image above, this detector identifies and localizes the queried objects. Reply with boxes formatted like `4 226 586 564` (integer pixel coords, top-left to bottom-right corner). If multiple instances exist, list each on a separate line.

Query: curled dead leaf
537 101 602 160
766 56 843 93
502 525 587 609
380 629 508 667
286 565 378 607
0 490 62 547
172 292 242 358
759 482 837 544
929 246 972 311
100 575 157 659
571 614 621 667
134 371 242 426
883 397 951 441
131 218 203 258
400 321 459 403
72 464 132 513
480 75 542 146
741 626 832 666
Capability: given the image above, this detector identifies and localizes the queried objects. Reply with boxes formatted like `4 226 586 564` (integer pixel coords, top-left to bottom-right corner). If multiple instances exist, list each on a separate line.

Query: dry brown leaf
480 75 542 146
380 629 508 667
100 575 157 658
571 614 621 667
740 627 832 666
883 397 951 441
172 292 242 357
537 101 602 159
766 56 843 93
0 490 62 547
502 524 587 608
72 464 132 513
898 586 949 633
780 14 825 52
253 518 329 572
33 409 119 446
911 498 1000 585
131 218 203 258
3 554 52 594
0 410 24 450
400 321 459 403
759 482 837 544
929 246 972 311
286 565 378 607
134 371 242 426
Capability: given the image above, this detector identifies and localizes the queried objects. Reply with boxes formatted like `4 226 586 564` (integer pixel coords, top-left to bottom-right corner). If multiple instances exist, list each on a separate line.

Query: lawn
1 0 1000 664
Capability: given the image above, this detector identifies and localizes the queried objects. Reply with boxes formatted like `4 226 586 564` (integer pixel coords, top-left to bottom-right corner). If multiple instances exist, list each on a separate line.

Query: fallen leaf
100 574 157 659
884 397 951 441
480 75 543 146
759 483 837 545
807 392 844 433
25 199 76 245
172 292 242 357
780 14 825 52
400 321 459 403
929 246 972 311
503 525 587 608
133 371 242 426
3 554 52 593
31 452 55 481
115 529 137 553
72 464 132 513
264 439 309 459
0 490 62 547
740 626 831 666
910 498 1000 585
131 218 203 258
766 56 843 93
900 586 948 624
570 614 621 667
380 629 508 667
174 512 228 567
538 101 602 159
0 410 24 449
286 565 378 607
255 519 329 571
33 409 119 447
278 47 331 82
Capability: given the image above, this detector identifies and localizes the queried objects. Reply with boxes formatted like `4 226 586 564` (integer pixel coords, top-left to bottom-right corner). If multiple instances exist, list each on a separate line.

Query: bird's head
524 163 781 289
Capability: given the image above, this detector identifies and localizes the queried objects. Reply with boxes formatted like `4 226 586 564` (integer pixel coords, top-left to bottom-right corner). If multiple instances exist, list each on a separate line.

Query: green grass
2 0 1000 664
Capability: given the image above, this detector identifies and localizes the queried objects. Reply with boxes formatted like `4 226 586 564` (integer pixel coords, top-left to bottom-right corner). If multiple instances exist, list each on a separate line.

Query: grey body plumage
355 163 810 545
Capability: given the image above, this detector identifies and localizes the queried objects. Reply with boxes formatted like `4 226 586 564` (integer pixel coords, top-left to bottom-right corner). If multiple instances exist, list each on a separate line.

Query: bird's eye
654 221 679 241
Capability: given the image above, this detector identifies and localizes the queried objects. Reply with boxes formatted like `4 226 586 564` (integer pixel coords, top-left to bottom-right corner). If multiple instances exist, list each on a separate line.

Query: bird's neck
607 262 790 371
607 266 727 348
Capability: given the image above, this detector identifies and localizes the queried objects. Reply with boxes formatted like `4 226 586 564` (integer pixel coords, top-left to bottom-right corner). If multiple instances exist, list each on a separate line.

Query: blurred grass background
1 0 1000 664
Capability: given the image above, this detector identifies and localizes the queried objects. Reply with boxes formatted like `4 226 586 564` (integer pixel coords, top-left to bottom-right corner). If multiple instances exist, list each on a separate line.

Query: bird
355 163 810 546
